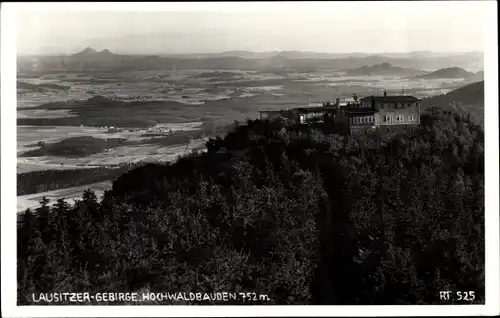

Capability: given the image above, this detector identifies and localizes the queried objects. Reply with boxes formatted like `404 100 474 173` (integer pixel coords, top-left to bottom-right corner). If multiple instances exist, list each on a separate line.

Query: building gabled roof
344 108 378 116
259 110 285 114
294 106 338 114
359 95 420 103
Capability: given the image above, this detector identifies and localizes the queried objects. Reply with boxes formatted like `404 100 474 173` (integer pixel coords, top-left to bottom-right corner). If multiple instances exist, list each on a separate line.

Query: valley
16 49 484 212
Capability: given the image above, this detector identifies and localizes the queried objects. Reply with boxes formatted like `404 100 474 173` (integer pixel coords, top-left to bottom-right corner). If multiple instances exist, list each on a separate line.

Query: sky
14 1 487 55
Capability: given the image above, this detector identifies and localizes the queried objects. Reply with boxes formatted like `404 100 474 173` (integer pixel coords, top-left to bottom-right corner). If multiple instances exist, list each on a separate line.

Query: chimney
384 90 387 97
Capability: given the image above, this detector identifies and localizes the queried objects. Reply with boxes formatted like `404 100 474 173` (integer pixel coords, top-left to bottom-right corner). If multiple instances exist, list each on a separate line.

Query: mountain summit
72 47 115 57
74 47 98 56
343 63 426 76
99 49 113 55
415 67 475 79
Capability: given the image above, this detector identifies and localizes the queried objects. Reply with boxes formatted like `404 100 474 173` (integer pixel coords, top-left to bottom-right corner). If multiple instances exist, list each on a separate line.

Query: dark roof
294 106 338 113
359 95 420 102
344 108 378 116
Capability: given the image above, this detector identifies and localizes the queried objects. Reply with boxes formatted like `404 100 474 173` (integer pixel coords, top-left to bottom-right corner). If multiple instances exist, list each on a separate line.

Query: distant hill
422 81 484 124
161 51 372 60
414 67 475 79
69 47 123 62
425 80 484 105
211 50 280 59
469 70 484 82
343 63 427 77
18 47 138 70
17 49 484 73
17 81 70 92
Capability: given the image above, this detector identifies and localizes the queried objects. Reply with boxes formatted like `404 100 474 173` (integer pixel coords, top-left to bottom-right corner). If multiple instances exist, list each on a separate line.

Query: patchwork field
17 68 480 211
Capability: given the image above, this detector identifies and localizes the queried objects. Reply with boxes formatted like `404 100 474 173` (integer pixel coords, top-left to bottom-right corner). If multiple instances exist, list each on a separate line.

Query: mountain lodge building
259 90 421 134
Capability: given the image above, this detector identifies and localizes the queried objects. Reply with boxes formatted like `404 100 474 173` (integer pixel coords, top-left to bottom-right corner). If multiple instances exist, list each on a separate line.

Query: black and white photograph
1 1 499 317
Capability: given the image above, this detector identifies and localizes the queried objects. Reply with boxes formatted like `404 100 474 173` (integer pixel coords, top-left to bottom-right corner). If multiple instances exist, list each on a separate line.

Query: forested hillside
421 81 484 124
18 109 484 305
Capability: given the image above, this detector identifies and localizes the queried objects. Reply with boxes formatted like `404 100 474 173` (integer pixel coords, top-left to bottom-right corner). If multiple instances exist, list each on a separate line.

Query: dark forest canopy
20 136 128 158
18 108 484 305
17 165 137 196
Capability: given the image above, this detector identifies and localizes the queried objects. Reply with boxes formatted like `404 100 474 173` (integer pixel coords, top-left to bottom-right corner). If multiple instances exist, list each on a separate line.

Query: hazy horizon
16 2 487 56
17 48 485 58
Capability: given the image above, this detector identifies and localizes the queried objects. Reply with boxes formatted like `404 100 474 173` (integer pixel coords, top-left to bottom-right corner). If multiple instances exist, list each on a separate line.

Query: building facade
359 92 421 126
354 92 421 132
259 91 421 134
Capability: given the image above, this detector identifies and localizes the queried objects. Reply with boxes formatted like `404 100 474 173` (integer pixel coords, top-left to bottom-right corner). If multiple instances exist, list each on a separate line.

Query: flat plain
16 65 481 211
